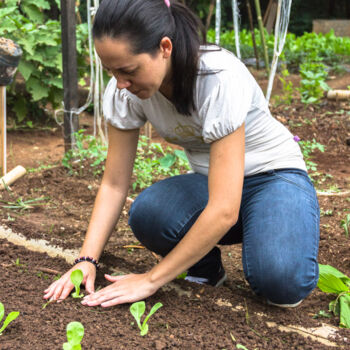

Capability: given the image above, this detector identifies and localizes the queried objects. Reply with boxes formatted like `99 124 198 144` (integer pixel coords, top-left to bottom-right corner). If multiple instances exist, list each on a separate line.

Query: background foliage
0 0 88 126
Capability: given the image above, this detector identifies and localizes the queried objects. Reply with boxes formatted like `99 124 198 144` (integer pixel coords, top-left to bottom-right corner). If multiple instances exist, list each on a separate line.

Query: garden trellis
215 0 293 102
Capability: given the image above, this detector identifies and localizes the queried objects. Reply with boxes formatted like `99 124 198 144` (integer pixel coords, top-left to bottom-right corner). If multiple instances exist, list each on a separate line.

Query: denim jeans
129 168 320 304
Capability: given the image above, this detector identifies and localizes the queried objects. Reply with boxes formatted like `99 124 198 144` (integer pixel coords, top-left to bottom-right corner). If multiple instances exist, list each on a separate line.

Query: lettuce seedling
130 301 163 336
0 302 20 335
317 264 350 328
63 321 84 350
70 269 84 298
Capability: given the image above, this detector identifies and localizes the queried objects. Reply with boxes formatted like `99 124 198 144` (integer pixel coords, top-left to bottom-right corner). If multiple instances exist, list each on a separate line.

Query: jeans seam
274 173 315 197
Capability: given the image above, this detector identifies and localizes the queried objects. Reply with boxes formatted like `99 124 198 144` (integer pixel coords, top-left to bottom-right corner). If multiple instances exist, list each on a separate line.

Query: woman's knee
245 258 319 304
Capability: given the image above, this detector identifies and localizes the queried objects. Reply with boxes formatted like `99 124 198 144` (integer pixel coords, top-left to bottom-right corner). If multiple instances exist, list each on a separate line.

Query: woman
44 0 320 308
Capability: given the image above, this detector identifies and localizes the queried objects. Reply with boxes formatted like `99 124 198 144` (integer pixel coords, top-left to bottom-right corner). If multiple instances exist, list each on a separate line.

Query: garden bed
0 97 349 348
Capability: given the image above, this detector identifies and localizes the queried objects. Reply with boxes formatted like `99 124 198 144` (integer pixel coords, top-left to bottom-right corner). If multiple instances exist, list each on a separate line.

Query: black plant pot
0 38 22 86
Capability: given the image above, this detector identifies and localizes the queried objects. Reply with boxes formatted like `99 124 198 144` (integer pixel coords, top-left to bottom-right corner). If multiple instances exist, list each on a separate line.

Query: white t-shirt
103 47 306 176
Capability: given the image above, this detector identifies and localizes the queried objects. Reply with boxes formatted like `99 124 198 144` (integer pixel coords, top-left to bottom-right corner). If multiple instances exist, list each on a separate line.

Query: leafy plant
70 270 84 299
62 129 107 177
0 0 89 125
0 196 49 212
63 321 84 350
0 302 20 335
340 214 350 238
297 138 325 179
298 60 330 104
130 301 163 336
317 264 350 328
133 136 190 191
273 67 294 106
312 310 332 319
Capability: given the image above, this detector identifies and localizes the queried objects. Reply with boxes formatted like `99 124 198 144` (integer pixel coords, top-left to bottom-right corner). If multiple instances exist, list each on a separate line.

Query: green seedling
317 264 350 328
313 310 332 319
0 302 20 335
340 214 350 238
130 301 163 336
0 196 49 212
70 270 84 298
63 321 84 350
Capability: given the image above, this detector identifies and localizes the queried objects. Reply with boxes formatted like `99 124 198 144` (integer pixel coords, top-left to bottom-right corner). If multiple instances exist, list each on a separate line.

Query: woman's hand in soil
43 262 96 302
81 273 158 307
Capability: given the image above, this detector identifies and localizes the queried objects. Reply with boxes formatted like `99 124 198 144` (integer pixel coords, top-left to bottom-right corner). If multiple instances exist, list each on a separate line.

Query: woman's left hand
81 272 159 307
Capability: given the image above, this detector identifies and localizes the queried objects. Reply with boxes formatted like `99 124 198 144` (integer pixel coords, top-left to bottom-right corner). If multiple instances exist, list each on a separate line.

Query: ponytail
93 0 206 115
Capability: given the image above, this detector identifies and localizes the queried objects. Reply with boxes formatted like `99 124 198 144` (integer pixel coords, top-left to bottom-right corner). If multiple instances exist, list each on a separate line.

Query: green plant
312 310 332 319
298 60 330 104
0 302 20 335
70 270 84 299
62 130 107 177
133 136 190 191
0 0 89 125
340 214 350 238
0 196 49 212
317 264 350 328
63 321 84 350
130 301 163 336
298 138 325 178
273 68 294 106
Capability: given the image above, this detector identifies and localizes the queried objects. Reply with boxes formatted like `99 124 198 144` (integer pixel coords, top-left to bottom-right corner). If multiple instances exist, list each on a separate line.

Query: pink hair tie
164 0 170 8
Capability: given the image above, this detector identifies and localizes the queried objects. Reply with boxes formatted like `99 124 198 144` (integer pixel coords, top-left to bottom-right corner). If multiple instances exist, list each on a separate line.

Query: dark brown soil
0 73 349 349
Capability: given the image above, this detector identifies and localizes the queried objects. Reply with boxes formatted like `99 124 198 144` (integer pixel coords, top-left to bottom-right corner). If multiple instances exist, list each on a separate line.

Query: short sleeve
199 70 253 143
103 77 147 129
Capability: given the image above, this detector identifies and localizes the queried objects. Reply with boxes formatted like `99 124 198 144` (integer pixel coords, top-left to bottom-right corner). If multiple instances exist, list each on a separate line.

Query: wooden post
246 0 260 69
254 0 270 75
0 86 6 176
60 0 79 152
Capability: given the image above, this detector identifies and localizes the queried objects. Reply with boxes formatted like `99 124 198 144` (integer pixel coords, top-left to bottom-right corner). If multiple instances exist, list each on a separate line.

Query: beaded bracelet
74 256 100 270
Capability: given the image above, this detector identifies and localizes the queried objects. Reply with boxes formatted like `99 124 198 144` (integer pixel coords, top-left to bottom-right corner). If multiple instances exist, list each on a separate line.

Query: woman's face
94 36 172 99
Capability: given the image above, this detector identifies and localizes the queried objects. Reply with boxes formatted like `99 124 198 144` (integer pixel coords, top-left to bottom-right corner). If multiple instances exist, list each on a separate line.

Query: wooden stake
254 0 270 75
0 86 6 177
246 0 260 69
60 0 79 152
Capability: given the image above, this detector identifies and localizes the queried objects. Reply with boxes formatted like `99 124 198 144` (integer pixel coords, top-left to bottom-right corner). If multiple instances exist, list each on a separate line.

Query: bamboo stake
246 0 260 69
254 0 270 74
0 86 6 176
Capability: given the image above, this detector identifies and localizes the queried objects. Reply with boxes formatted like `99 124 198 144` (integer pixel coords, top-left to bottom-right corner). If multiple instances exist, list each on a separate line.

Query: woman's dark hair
93 0 206 115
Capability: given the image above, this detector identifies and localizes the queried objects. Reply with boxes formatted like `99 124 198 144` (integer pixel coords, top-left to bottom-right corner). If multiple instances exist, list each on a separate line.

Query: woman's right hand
43 262 96 302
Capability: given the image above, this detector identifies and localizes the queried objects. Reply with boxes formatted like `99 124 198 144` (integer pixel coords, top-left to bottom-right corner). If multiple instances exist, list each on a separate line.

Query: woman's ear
160 37 173 58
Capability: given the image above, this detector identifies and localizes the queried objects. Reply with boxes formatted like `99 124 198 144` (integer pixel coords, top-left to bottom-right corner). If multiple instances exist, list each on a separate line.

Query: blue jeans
129 169 320 304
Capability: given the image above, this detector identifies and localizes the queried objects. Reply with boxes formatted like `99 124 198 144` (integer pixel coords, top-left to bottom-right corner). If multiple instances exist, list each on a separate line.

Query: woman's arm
43 125 139 301
79 125 140 260
81 124 245 307
149 123 245 286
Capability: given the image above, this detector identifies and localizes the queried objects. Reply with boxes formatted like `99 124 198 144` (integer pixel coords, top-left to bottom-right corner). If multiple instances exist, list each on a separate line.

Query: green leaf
130 301 145 330
317 272 349 294
142 302 163 328
174 149 188 162
66 321 84 345
70 270 84 298
0 7 17 18
0 311 20 334
319 264 350 287
339 294 350 328
236 345 249 350
21 4 43 23
12 97 28 123
329 299 340 316
159 154 176 169
0 302 4 323
18 60 35 81
31 0 51 10
26 77 49 101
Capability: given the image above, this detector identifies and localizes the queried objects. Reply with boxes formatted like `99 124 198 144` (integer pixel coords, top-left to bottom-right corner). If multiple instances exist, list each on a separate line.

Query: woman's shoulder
199 45 246 73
